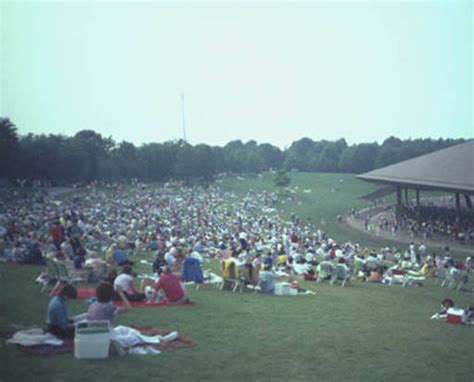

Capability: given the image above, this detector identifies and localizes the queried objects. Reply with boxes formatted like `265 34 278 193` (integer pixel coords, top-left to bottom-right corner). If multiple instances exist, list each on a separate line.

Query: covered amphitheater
357 140 474 226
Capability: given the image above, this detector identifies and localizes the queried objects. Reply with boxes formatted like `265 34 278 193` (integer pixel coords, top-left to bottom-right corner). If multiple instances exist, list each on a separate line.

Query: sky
1 1 472 148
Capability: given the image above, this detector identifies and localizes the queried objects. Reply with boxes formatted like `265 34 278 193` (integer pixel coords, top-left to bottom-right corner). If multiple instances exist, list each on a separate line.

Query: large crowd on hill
1 181 473 340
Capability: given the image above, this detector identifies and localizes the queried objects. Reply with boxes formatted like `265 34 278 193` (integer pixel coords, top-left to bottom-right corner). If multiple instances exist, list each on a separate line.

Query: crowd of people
1 181 473 343
356 201 474 245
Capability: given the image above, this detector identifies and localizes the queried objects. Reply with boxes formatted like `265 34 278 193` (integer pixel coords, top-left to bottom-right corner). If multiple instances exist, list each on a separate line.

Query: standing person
113 265 145 302
46 284 78 338
147 266 188 305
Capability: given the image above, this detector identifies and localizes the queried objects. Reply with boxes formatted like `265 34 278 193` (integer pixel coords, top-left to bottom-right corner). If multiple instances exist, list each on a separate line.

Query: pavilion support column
404 187 409 204
396 186 402 225
416 189 421 224
455 193 461 222
464 194 472 209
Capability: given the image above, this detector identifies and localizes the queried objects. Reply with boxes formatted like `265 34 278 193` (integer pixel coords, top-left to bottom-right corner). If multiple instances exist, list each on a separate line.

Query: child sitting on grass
430 298 454 321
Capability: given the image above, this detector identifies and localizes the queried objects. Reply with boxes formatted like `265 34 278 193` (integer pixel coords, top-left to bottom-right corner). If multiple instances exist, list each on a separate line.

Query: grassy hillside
1 174 473 382
219 172 466 257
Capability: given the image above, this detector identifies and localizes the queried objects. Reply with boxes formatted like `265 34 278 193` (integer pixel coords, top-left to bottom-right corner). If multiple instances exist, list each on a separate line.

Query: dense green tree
1 117 466 184
339 143 379 173
274 170 291 187
0 118 20 180
258 143 284 170
318 139 347 172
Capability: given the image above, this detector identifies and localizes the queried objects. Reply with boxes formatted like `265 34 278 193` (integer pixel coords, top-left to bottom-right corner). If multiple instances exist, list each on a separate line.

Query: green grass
1 173 474 382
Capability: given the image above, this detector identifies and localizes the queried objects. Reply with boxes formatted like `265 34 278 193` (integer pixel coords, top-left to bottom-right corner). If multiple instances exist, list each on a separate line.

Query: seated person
303 266 317 281
20 242 45 265
104 269 118 285
164 248 177 267
368 266 384 282
46 284 78 338
420 259 434 276
113 246 134 266
113 265 145 302
263 251 273 267
430 298 454 320
148 266 188 305
73 249 86 270
258 264 277 293
463 305 474 325
87 282 130 322
317 260 334 281
222 251 241 279
152 252 166 275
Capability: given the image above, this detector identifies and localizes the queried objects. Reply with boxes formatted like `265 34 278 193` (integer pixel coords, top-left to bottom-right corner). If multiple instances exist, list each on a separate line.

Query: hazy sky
1 1 472 148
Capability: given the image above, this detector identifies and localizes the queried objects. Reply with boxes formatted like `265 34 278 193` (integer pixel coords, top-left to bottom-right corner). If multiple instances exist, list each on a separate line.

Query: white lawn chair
317 262 334 283
331 264 351 287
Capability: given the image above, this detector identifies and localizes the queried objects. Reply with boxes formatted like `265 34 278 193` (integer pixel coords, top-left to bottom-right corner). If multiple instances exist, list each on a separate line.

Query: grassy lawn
1 173 473 382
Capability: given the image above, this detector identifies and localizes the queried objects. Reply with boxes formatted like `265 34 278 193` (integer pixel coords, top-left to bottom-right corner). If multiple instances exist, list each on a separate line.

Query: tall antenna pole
181 93 187 142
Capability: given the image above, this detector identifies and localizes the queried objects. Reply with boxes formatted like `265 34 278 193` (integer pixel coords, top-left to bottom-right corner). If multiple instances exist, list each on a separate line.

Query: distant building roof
357 140 474 194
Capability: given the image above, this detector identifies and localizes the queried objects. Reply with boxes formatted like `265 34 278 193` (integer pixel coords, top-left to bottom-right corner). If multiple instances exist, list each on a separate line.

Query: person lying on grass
46 284 79 338
147 266 189 305
87 282 130 322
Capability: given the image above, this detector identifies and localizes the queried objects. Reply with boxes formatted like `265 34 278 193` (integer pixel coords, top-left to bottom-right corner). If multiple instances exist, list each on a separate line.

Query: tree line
0 117 465 184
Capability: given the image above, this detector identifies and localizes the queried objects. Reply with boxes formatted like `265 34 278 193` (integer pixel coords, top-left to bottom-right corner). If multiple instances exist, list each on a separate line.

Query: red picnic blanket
77 288 194 307
115 300 195 307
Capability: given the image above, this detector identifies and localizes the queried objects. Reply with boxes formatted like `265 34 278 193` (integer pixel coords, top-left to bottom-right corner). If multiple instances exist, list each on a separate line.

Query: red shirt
154 273 185 302
50 225 62 241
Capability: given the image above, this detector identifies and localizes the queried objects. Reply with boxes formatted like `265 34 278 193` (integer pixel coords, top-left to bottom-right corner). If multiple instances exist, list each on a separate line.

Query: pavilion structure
357 140 474 223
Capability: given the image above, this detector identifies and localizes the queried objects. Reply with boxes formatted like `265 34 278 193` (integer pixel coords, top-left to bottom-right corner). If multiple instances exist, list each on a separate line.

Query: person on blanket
147 266 189 305
87 282 130 322
113 265 146 302
46 284 78 338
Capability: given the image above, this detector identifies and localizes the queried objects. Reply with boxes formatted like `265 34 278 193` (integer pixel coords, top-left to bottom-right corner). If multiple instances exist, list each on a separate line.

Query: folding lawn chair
444 270 469 291
434 267 447 286
40 259 60 293
55 261 88 287
331 264 351 287
220 260 242 292
317 261 334 283
402 271 425 287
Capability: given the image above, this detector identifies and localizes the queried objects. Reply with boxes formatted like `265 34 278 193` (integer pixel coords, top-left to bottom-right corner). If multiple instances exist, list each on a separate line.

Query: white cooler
74 320 111 360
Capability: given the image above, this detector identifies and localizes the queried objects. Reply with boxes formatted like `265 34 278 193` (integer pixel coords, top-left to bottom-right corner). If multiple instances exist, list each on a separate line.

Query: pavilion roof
357 140 474 194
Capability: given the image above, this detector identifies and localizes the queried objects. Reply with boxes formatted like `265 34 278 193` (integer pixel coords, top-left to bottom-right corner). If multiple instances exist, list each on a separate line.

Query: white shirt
165 251 176 266
114 273 134 293
190 251 203 263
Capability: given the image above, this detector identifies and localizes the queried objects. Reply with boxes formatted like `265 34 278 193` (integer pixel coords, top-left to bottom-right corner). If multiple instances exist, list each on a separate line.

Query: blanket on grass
1 326 195 357
77 288 194 307
77 287 96 299
115 300 195 308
